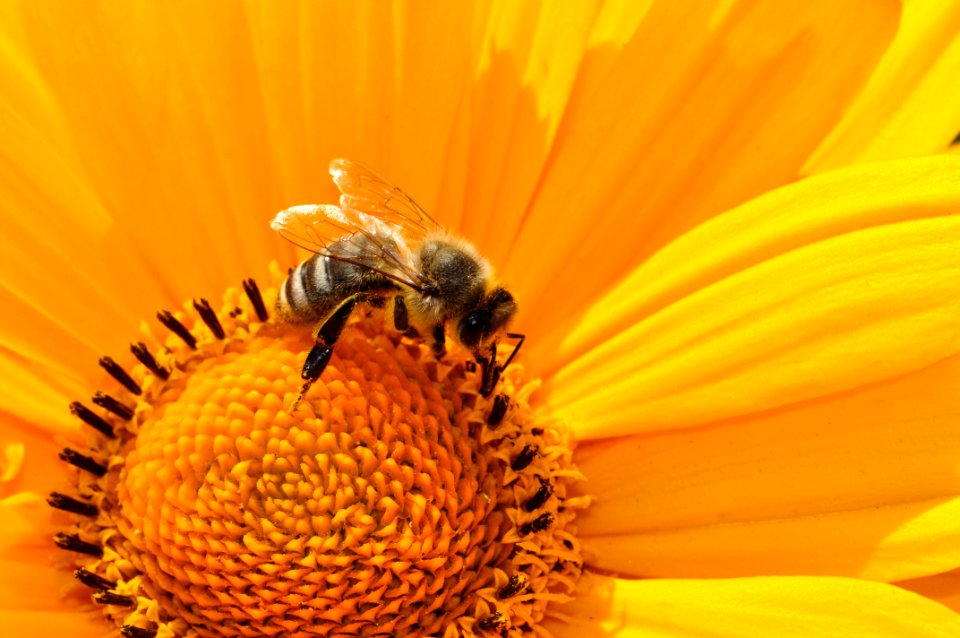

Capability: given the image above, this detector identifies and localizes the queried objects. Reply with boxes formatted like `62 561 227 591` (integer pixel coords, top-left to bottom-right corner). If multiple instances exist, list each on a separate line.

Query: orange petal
571 354 960 581
455 2 603 262
545 155 960 439
0 414 70 500
543 572 960 637
806 0 960 171
0 494 56 560
899 569 960 614
0 610 107 636
0 559 77 612
504 0 898 345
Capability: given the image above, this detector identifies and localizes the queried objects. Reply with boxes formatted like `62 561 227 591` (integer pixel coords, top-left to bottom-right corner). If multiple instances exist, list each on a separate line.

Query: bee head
457 287 517 352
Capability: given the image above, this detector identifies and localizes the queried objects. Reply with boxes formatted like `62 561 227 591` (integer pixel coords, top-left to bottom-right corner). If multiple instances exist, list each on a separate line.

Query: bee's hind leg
292 295 360 410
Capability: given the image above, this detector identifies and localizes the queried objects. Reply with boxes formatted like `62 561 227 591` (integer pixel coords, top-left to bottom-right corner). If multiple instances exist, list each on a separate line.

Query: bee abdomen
277 254 336 323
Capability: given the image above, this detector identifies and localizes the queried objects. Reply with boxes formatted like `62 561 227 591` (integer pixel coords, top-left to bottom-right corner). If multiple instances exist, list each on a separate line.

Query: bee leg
292 296 360 410
500 332 526 371
476 334 525 397
479 342 500 397
393 296 409 332
431 323 446 359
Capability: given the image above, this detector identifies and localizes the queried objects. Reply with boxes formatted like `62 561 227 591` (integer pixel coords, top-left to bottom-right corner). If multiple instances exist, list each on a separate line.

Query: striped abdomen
277 236 397 324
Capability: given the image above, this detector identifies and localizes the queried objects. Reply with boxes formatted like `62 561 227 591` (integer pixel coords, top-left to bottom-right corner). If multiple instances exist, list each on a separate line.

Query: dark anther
531 428 544 436
47 492 98 517
69 402 115 439
243 278 269 321
193 298 225 339
121 627 158 638
92 391 133 420
476 611 507 631
75 567 117 590
524 479 554 512
487 393 509 427
465 360 477 373
59 448 108 477
53 532 103 557
510 445 538 472
130 343 170 380
519 512 554 536
98 356 142 396
562 538 574 550
94 590 136 607
497 574 528 599
156 310 197 350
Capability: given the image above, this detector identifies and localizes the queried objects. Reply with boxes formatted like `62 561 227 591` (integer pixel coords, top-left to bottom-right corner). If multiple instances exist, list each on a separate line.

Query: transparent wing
329 159 442 239
270 204 425 290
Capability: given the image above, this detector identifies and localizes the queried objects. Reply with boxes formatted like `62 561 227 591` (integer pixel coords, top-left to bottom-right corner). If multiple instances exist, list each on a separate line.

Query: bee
271 159 524 407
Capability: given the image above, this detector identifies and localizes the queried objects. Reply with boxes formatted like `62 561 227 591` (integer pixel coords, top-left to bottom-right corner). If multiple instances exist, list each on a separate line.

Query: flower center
52 273 586 638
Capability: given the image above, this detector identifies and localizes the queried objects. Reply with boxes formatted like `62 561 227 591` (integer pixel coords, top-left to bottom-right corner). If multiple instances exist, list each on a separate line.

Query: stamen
523 479 554 512
93 591 136 607
98 356 142 396
69 402 115 439
497 574 528 599
192 298 225 339
476 611 508 631
156 310 197 349
58 448 108 477
75 567 117 591
243 277 269 321
53 532 102 557
47 492 98 517
121 627 157 638
92 391 134 420
130 343 170 380
487 393 509 426
519 512 554 536
511 444 538 471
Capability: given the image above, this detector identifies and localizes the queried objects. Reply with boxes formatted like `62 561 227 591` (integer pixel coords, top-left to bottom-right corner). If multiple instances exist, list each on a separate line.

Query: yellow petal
543 572 960 637
806 0 960 171
503 0 898 344
583 495 960 583
573 354 960 582
546 155 960 439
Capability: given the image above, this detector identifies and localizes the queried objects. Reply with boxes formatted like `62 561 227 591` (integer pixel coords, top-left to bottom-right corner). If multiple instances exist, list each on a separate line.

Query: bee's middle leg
294 296 359 409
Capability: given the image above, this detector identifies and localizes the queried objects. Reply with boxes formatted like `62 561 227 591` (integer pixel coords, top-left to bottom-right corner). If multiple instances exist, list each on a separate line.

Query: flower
3 0 960 636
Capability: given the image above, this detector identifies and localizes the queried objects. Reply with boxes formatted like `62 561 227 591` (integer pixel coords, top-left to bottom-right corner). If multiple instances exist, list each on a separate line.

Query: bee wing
270 204 426 290
330 159 442 239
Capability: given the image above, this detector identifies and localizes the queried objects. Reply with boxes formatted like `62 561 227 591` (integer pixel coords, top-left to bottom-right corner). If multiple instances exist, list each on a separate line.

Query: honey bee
272 159 523 406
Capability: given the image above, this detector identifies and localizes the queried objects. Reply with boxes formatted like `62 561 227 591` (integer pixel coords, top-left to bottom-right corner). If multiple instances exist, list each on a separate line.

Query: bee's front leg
431 323 446 359
293 296 359 410
478 342 500 397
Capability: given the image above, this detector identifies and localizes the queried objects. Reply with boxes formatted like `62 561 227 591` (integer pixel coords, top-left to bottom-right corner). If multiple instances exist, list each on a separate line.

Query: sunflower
3 0 960 636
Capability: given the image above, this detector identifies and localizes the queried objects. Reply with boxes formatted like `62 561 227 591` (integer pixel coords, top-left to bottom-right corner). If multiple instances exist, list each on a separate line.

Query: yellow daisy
3 0 960 636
